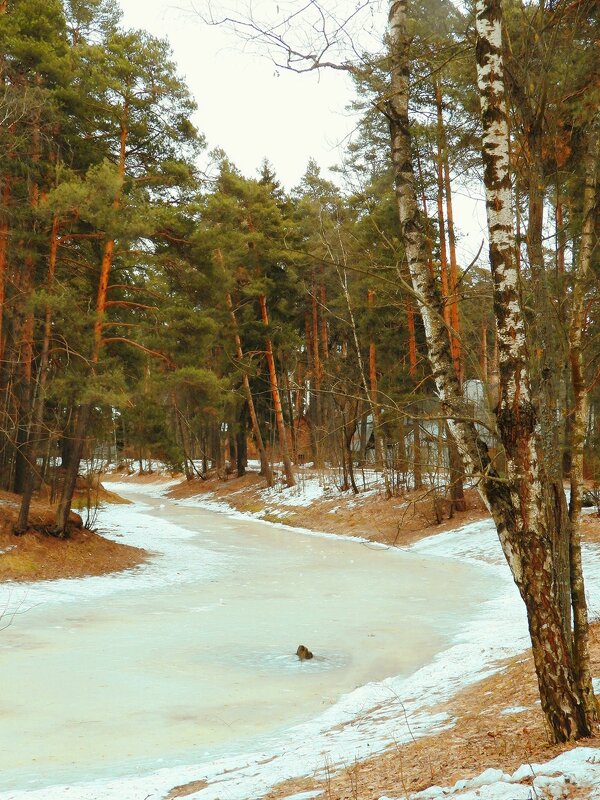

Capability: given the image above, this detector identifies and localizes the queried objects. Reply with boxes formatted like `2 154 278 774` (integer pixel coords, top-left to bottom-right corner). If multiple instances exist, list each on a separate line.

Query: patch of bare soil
0 488 146 582
580 512 600 545
260 622 600 800
167 470 489 549
164 779 209 799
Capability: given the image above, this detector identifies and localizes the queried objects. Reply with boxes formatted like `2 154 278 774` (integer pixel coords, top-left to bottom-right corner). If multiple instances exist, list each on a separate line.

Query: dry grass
0 487 146 582
164 779 209 798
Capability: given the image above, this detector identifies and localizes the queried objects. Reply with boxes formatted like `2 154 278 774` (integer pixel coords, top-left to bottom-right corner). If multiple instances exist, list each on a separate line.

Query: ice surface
0 486 498 798
2 482 600 800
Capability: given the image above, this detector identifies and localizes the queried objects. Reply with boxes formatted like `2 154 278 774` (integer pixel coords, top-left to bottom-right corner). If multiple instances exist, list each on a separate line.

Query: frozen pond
0 486 500 794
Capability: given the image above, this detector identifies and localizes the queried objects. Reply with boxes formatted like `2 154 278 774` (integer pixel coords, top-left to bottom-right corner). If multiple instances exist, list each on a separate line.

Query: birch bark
387 0 594 741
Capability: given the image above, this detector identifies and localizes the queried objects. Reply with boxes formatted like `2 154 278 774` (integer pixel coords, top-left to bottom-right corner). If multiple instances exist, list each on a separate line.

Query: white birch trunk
387 0 593 742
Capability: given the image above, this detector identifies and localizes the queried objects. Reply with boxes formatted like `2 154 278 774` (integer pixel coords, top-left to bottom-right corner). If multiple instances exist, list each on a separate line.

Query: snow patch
421 747 600 800
282 792 324 800
0 492 227 617
259 478 329 507
382 747 600 799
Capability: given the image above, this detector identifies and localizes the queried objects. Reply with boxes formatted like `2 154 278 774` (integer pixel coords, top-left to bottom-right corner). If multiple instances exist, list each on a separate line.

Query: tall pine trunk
406 299 422 489
335 262 391 494
258 294 295 487
310 276 322 466
13 104 41 496
0 177 10 374
282 356 298 463
436 82 461 379
567 117 599 722
480 323 488 381
54 403 90 535
368 289 384 469
16 217 60 532
304 308 319 464
434 82 465 513
55 106 128 534
225 289 273 486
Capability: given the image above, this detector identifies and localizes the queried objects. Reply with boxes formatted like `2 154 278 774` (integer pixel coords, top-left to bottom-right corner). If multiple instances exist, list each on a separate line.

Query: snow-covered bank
172 476 381 524
382 747 600 799
0 482 225 617
172 487 388 546
2 479 600 800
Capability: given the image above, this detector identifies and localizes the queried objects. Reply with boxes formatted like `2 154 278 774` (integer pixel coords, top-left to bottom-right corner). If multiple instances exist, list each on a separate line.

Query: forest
1 0 600 775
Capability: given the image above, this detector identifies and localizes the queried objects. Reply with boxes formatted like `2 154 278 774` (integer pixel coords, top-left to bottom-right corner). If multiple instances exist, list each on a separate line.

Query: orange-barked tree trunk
434 81 466 513
15 216 60 532
367 289 384 469
258 294 295 487
0 176 10 374
13 96 42 496
225 289 274 487
406 299 422 489
54 106 128 534
436 81 462 379
310 276 322 466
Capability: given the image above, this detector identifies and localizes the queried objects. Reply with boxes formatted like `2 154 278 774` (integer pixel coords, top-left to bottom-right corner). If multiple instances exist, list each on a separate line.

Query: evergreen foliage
1 0 598 552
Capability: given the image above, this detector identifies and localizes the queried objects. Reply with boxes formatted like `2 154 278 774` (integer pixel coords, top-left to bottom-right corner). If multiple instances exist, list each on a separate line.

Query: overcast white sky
117 0 488 261
118 0 360 189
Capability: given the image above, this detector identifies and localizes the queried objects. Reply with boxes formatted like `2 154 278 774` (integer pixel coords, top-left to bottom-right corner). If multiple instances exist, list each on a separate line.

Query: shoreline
103 476 600 800
0 484 145 583
0 479 528 799
160 469 492 550
3 473 600 799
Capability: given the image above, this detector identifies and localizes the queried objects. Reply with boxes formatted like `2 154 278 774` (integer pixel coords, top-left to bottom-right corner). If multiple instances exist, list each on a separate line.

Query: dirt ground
0 485 145 582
